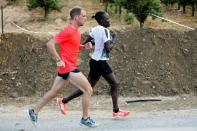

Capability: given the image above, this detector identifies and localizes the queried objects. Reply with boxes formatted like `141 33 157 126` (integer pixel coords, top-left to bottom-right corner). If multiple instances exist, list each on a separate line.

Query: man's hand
111 32 117 43
56 60 65 68
84 42 92 49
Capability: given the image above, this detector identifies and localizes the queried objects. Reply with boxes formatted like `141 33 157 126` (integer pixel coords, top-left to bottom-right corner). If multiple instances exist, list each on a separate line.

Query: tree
114 0 124 15
104 0 121 15
161 0 197 16
177 0 197 16
188 0 197 16
160 0 178 6
100 0 119 14
178 3 181 10
178 0 189 13
122 0 162 28
6 0 20 4
102 0 109 12
160 0 179 10
28 0 63 19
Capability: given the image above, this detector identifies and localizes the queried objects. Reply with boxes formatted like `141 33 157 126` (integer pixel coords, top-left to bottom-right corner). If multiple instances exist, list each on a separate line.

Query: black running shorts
88 59 112 80
58 69 80 80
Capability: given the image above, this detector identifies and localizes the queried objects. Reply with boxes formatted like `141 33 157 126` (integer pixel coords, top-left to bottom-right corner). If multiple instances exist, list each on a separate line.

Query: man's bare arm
82 35 94 45
46 39 65 68
104 32 117 53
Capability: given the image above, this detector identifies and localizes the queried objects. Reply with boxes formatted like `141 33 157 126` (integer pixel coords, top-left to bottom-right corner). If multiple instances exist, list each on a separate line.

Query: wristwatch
56 59 61 62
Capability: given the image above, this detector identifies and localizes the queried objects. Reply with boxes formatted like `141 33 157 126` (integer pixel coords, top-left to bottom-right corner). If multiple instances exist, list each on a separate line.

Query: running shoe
112 109 130 118
57 98 67 115
27 109 38 126
80 117 96 127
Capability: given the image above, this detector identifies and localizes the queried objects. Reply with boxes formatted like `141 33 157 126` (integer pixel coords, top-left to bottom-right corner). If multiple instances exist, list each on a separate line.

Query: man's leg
103 73 130 118
68 72 93 119
28 76 68 125
62 76 99 104
34 76 68 114
103 73 119 110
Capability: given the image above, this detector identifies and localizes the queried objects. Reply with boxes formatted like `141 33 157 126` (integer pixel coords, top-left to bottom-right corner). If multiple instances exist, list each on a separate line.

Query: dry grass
1 0 197 34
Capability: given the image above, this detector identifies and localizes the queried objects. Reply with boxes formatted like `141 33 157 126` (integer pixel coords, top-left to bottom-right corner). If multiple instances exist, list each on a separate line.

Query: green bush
28 0 63 19
107 5 114 15
122 0 162 28
124 13 135 24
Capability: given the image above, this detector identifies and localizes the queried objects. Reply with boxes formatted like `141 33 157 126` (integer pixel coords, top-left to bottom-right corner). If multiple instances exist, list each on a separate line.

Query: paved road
1 110 197 131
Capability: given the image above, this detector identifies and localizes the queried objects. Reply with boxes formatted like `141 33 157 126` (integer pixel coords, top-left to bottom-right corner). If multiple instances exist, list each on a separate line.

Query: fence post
1 6 3 34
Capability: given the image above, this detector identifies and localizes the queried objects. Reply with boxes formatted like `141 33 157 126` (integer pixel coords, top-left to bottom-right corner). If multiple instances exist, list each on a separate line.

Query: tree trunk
104 0 108 12
1 6 4 34
192 3 195 16
178 3 181 10
44 7 49 19
119 5 122 15
183 5 186 13
115 4 118 14
140 22 144 29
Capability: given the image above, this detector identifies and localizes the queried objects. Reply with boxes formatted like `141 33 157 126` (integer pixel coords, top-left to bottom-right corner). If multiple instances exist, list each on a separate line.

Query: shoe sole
57 98 66 115
80 123 97 128
27 110 37 128
112 113 130 119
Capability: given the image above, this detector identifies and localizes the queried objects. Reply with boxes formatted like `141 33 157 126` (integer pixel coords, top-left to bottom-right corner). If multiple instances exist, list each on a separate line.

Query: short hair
70 8 82 19
92 11 106 24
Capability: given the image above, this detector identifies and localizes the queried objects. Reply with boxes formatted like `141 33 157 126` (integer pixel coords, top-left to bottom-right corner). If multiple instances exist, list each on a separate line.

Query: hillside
0 29 197 98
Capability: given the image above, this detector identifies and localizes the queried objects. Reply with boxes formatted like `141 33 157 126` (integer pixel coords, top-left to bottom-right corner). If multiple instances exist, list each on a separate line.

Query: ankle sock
62 98 68 104
113 108 119 113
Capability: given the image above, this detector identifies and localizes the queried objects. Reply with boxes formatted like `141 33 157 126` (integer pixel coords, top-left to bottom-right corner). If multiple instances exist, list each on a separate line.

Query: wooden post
1 6 3 34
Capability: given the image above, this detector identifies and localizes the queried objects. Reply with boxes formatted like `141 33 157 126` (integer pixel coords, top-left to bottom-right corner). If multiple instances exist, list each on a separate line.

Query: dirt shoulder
1 95 197 131
0 94 197 119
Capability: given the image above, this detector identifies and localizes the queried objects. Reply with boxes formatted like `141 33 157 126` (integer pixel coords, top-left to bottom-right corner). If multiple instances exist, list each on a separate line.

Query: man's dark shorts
58 69 80 80
88 59 112 80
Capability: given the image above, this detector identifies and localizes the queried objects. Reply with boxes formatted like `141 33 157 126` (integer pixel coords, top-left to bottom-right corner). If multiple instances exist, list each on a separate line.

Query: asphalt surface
1 110 197 131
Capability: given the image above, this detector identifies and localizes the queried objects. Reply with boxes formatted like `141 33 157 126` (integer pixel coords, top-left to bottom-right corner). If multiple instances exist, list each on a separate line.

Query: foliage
121 0 162 28
98 0 162 28
123 13 135 24
28 0 63 19
160 0 178 6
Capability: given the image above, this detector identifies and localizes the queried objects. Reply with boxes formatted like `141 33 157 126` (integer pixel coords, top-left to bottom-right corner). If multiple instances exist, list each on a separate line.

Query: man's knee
83 84 93 96
110 82 119 88
81 83 93 96
50 88 60 97
87 86 93 96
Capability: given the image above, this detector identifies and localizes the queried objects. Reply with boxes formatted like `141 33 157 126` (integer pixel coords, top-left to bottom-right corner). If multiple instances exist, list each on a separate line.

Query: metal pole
1 6 3 34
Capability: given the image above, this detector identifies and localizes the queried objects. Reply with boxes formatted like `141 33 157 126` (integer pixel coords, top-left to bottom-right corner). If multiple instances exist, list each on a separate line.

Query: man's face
77 10 87 26
101 13 110 27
